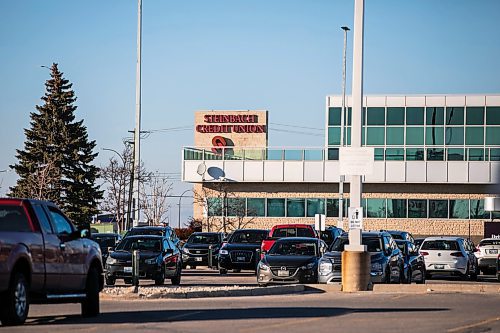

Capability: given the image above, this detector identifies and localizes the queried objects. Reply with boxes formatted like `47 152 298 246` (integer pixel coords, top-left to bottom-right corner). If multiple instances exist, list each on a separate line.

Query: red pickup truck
0 198 104 326
260 224 318 255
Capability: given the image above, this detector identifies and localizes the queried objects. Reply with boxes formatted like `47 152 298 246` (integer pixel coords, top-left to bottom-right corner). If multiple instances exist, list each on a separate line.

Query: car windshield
269 240 317 256
187 234 219 244
329 237 383 252
115 238 162 252
92 235 117 250
421 240 459 251
229 231 267 244
272 228 315 238
479 239 500 246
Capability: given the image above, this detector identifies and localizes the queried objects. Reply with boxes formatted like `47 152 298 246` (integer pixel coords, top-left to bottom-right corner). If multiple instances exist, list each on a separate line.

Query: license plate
278 270 289 277
195 257 202 261
124 267 132 273
434 264 444 269
237 256 246 261
488 249 498 254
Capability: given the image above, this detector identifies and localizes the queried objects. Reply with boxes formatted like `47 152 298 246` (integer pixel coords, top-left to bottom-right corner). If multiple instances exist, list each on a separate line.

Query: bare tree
140 172 173 225
14 159 60 201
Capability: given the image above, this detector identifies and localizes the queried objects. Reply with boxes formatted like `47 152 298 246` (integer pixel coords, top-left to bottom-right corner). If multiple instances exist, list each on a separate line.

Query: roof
275 237 320 242
422 236 463 241
271 224 313 229
122 235 165 240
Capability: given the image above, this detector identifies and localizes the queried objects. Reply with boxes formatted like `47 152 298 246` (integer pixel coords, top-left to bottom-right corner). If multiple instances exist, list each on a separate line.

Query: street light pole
339 26 350 230
133 0 142 226
177 189 193 229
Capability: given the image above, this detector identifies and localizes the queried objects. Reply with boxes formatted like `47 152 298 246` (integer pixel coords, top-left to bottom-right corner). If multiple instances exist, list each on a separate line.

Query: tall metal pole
133 0 142 226
339 26 350 230
178 189 193 229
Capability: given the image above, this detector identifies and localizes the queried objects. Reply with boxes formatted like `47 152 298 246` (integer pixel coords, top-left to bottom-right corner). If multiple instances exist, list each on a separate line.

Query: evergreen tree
10 63 102 226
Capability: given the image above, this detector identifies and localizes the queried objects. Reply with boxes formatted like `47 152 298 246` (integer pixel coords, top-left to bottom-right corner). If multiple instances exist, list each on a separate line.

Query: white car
419 236 478 280
475 238 500 275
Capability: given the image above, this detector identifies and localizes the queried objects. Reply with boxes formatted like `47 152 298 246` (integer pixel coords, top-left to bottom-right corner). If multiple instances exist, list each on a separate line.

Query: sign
339 147 374 176
314 214 326 232
348 207 363 230
196 114 267 134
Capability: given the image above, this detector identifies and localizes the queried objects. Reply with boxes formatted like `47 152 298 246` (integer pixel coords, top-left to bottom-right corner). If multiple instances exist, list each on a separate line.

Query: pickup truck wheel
81 267 100 317
171 265 181 285
154 270 165 285
0 272 29 326
105 277 115 286
219 268 227 275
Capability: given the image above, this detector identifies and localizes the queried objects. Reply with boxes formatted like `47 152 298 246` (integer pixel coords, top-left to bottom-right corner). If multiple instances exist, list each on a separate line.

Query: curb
305 283 500 294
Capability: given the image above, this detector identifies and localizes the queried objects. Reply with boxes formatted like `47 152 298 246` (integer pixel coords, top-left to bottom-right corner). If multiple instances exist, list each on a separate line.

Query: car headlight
219 249 229 255
145 258 157 264
371 262 383 272
182 248 190 254
258 261 270 271
319 260 333 273
106 257 117 265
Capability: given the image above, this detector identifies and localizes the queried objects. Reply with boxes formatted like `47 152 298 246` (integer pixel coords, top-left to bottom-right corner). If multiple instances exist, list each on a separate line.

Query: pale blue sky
1 0 499 224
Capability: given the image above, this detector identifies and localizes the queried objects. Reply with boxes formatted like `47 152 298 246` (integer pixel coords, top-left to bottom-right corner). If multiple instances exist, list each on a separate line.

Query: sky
1 0 500 225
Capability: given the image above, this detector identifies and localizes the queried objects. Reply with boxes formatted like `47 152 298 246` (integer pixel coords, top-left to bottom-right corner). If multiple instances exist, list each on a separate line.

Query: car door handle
60 243 66 250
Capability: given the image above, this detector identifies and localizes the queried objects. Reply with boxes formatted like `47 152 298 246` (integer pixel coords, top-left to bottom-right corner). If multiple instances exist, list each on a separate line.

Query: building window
247 198 265 217
449 200 469 219
327 148 339 160
429 200 448 218
467 148 487 161
267 149 283 160
306 199 325 217
387 107 405 125
470 200 489 219
466 107 485 125
366 127 385 145
385 148 404 160
374 148 385 161
386 127 404 145
486 106 500 125
426 107 444 125
427 148 444 161
490 148 500 161
367 107 385 125
425 126 444 145
446 107 464 125
207 198 222 216
366 199 386 218
445 127 464 145
406 107 424 125
406 148 424 161
328 107 342 126
447 148 465 161
326 199 339 217
486 127 500 145
387 199 407 218
267 199 285 217
465 127 484 145
328 127 341 145
287 198 305 217
226 198 245 217
406 127 424 145
408 199 427 218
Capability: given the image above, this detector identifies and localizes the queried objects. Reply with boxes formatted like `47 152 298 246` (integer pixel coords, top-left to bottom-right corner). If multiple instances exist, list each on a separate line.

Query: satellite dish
196 163 207 176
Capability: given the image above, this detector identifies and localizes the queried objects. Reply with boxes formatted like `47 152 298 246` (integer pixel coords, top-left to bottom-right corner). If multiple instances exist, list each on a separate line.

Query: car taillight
450 252 464 257
164 255 178 264
420 251 429 256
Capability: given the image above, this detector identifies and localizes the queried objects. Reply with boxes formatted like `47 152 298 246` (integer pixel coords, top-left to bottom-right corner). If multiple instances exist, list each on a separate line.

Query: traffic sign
348 207 363 230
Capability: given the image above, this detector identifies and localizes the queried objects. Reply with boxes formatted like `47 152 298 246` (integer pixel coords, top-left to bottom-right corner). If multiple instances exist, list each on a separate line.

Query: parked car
182 232 224 268
218 229 268 274
318 231 404 284
474 238 500 274
124 225 181 248
320 226 344 247
105 235 182 285
257 237 327 286
382 230 415 243
261 224 318 255
0 198 103 326
395 240 426 284
91 232 122 263
419 236 478 280
414 238 426 249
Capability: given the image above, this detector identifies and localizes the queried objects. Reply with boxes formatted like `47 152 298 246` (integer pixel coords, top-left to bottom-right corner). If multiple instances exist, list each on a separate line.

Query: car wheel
416 270 426 284
461 264 470 281
0 272 30 326
105 276 116 286
171 265 181 285
470 267 478 281
384 267 391 284
406 268 412 284
81 267 100 318
154 270 165 286
219 268 228 275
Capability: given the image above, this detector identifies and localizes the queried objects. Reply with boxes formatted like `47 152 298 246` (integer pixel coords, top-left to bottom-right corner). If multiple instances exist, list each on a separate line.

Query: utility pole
133 0 142 226
339 26 350 230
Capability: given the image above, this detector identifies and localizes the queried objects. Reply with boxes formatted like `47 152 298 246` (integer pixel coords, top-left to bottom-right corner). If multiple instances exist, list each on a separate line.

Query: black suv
320 226 344 247
218 229 268 274
91 232 122 263
105 235 182 285
182 232 224 268
318 231 404 284
124 225 180 248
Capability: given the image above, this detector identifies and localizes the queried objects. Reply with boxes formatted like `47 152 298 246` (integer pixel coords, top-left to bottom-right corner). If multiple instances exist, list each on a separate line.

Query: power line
269 127 324 137
269 122 323 131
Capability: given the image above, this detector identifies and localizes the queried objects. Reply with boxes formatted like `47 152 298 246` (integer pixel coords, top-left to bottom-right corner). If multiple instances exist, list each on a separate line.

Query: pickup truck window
32 204 54 233
0 205 31 232
48 207 74 234
272 227 315 238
